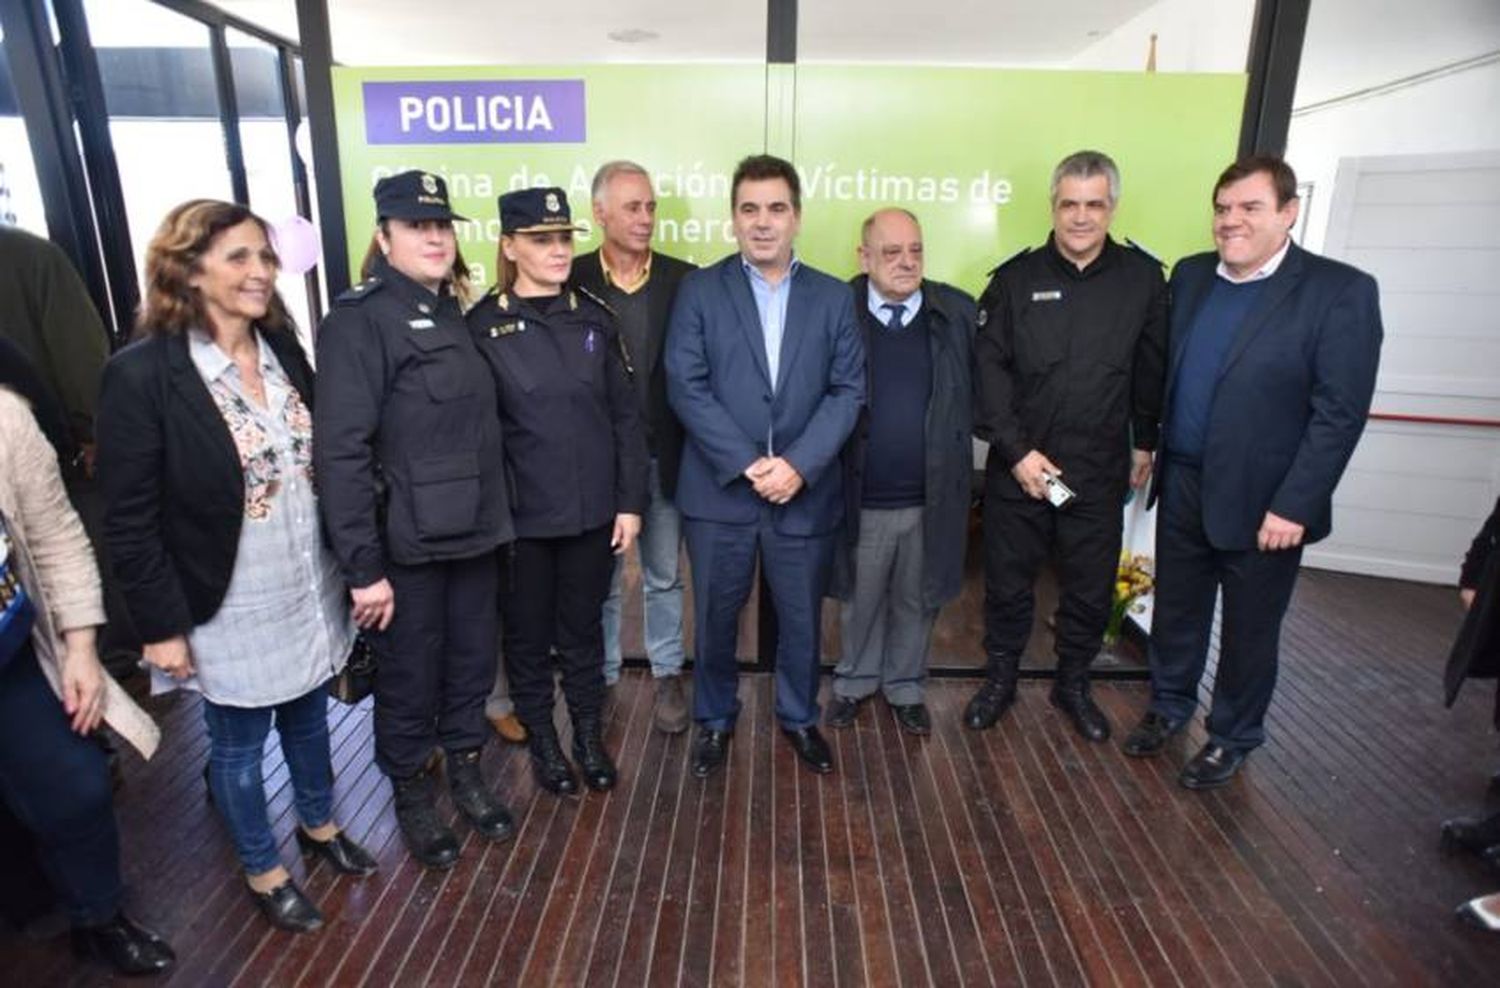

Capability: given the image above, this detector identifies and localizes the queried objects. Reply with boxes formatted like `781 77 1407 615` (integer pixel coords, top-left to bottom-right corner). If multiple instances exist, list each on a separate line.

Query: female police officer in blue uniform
314 171 515 869
468 188 648 796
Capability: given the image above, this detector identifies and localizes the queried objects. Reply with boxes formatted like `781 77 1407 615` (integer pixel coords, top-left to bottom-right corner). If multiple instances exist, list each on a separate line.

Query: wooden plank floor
5 568 1500 985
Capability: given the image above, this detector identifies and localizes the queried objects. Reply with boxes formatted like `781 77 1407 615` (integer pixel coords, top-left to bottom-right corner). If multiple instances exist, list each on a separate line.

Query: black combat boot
1050 671 1111 742
572 717 618 791
528 731 579 796
392 770 460 870
446 748 515 841
964 651 1020 730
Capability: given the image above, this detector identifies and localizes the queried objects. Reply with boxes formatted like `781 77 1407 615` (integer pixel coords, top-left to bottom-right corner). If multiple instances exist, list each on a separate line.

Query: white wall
1066 0 1254 72
1286 0 1500 584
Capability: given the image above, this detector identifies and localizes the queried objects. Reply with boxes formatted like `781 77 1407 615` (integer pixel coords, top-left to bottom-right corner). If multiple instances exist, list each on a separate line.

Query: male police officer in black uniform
315 171 516 869
966 150 1167 742
468 188 648 796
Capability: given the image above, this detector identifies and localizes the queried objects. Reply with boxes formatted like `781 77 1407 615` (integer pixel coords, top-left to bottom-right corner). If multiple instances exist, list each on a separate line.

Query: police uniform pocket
409 451 481 539
409 331 473 402
1015 306 1067 375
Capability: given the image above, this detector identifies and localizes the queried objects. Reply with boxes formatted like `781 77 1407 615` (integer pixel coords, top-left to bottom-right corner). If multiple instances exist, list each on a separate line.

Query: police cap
499 187 584 234
374 170 468 222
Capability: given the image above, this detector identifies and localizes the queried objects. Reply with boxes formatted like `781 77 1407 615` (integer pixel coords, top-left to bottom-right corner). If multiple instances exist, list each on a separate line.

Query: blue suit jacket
666 254 865 536
1152 242 1383 549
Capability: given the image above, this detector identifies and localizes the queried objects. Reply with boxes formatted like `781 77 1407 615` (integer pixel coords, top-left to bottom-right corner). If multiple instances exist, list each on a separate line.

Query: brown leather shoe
653 675 690 734
488 712 528 744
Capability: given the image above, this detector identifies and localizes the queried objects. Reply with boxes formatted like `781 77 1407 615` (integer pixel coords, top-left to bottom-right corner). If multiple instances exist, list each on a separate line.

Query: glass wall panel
84 0 234 286
227 27 314 344
0 24 48 235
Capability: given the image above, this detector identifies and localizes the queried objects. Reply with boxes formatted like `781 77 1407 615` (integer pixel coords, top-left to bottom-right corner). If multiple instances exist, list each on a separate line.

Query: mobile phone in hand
1043 472 1075 508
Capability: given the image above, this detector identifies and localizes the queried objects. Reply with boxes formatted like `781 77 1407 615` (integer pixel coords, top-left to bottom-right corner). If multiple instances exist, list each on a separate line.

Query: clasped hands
745 456 803 505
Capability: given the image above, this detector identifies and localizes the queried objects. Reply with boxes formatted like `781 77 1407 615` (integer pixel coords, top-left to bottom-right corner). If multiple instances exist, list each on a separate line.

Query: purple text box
363 80 586 145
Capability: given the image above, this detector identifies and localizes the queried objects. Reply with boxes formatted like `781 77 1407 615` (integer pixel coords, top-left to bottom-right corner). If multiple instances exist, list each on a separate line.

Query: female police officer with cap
314 170 516 869
468 187 648 796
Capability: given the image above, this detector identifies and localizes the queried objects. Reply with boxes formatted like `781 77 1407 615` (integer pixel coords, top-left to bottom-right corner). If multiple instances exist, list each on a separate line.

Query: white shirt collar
867 282 922 326
187 328 269 382
1216 237 1292 284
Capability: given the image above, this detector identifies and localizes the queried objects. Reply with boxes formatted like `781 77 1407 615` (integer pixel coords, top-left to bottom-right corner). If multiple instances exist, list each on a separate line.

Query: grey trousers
834 507 937 705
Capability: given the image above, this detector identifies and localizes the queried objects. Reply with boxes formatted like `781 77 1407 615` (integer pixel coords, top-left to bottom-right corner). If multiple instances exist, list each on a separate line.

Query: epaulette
471 285 511 312
1125 238 1164 268
573 284 616 318
335 277 384 306
985 247 1030 278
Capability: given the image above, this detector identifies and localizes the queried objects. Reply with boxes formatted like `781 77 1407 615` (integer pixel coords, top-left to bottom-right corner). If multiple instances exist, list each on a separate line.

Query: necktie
882 302 904 329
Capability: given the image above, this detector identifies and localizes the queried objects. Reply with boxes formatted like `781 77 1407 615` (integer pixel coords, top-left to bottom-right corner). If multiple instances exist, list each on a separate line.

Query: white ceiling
211 0 1169 66
209 0 1500 94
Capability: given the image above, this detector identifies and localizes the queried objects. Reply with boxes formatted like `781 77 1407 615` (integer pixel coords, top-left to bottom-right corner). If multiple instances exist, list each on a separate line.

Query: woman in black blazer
97 200 375 934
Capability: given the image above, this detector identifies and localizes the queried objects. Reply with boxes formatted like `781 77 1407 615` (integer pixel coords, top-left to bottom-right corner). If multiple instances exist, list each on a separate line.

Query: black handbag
329 633 376 705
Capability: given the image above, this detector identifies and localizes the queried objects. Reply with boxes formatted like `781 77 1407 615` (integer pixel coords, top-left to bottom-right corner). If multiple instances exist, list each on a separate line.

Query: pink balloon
272 215 321 275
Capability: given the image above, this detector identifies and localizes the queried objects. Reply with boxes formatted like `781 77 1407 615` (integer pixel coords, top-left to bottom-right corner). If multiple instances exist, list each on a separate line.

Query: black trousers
982 475 1122 677
1148 462 1302 751
0 643 122 925
499 525 614 737
370 553 498 778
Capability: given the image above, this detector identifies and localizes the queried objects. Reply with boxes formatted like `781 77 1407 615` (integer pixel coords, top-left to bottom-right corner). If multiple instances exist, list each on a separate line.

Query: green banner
331 64 1245 295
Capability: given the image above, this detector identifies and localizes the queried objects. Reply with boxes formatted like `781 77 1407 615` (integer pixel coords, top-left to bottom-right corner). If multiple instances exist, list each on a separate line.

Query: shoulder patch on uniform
1125 238 1164 268
985 247 1030 278
573 283 616 318
334 277 384 306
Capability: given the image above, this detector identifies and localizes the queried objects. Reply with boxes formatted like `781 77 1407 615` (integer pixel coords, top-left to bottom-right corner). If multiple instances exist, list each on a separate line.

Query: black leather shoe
296 828 378 876
1456 892 1500 931
1049 683 1111 742
691 728 732 779
249 878 323 933
825 694 864 729
529 733 579 796
1179 743 1248 790
71 912 175 976
1122 711 1182 757
572 718 618 792
964 678 1016 731
890 702 931 736
392 771 460 870
446 748 516 840
782 726 835 775
1440 813 1500 857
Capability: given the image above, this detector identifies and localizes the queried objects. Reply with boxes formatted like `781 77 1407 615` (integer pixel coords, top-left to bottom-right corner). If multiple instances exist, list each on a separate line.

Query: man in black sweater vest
826 209 977 735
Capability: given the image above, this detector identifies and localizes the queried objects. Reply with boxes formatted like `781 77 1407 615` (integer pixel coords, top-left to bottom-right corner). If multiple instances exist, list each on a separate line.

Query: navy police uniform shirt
313 257 513 587
974 234 1168 500
467 285 649 539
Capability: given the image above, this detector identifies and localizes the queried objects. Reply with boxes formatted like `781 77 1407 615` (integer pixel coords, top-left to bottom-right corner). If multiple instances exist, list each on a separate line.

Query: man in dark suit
1123 155 1383 788
665 154 865 777
573 161 696 735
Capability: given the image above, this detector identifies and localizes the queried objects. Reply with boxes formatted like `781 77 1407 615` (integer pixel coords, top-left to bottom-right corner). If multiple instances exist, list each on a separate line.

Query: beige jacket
0 388 159 758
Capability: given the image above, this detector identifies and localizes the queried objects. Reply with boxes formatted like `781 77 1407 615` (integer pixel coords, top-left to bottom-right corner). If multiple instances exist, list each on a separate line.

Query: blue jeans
0 642 121 925
602 459 686 682
202 685 334 875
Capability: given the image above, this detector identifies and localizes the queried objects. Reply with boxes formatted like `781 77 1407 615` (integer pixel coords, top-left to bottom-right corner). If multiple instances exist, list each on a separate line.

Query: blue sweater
1165 278 1267 462
862 307 932 508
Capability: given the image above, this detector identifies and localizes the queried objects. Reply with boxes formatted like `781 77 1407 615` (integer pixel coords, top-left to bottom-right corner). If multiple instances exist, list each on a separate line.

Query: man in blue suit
1123 155 1382 789
666 154 865 778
